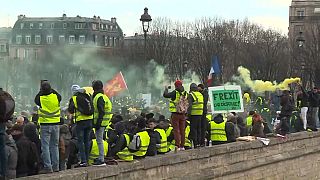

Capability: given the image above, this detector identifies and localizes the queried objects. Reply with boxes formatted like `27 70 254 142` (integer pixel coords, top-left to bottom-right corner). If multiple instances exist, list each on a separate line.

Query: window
0 45 6 52
34 49 38 60
51 23 54 29
69 35 75 44
297 10 305 16
79 35 85 44
35 35 41 44
24 49 30 60
59 35 65 44
100 24 104 30
47 35 53 44
16 35 22 44
20 23 24 29
39 23 43 29
63 23 67 29
110 25 113 30
112 37 115 47
25 35 31 44
75 23 85 29
109 37 112 47
30 23 33 29
92 23 97 30
15 49 20 58
104 36 108 46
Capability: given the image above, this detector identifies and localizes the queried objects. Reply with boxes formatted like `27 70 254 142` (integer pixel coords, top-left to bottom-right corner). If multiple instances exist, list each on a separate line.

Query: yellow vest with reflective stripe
72 95 93 122
38 93 61 124
93 93 112 127
246 116 253 127
210 121 227 142
155 128 168 153
169 90 187 113
206 114 212 122
117 134 133 161
133 131 150 157
190 91 204 115
165 127 175 151
184 125 191 147
88 139 108 165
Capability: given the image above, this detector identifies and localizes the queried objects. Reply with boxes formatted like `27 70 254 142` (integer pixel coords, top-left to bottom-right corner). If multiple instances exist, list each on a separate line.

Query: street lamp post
140 7 152 50
296 31 306 87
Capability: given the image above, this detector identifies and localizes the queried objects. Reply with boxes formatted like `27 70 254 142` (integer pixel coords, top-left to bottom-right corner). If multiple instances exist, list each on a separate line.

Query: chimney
18 14 24 20
62 14 66 18
93 15 96 19
134 33 138 37
111 17 116 23
76 15 81 18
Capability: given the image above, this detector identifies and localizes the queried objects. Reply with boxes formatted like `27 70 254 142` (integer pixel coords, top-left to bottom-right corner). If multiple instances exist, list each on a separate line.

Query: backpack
128 134 141 151
0 89 15 123
76 93 94 116
176 91 189 114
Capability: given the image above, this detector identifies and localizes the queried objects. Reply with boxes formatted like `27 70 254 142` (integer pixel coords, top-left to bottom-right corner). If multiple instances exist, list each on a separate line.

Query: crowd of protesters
0 80 319 179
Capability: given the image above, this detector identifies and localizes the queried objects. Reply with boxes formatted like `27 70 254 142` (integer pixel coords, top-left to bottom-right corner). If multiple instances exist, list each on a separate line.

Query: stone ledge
18 131 320 180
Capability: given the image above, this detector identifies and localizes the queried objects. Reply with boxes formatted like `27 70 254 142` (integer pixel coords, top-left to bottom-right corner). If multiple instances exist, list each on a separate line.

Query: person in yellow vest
35 81 61 174
68 85 93 168
165 123 175 152
163 80 187 151
131 118 150 158
155 120 168 154
187 83 204 148
92 80 112 166
88 137 108 165
184 120 192 149
246 111 255 134
210 114 236 145
146 118 161 156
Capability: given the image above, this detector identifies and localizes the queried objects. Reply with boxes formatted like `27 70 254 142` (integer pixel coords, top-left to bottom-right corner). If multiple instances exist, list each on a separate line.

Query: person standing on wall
68 85 93 168
198 84 209 147
163 80 188 151
187 83 204 148
35 81 61 174
92 80 112 166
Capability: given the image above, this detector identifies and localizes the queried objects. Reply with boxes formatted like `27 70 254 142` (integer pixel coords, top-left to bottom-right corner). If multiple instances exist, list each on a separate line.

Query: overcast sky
0 0 291 36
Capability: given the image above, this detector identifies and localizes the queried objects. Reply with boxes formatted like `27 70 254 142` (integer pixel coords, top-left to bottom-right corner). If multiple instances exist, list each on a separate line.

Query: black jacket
92 91 106 127
309 91 320 107
15 135 39 178
200 89 209 114
280 94 294 116
297 87 309 107
34 89 61 107
5 134 17 179
146 129 161 156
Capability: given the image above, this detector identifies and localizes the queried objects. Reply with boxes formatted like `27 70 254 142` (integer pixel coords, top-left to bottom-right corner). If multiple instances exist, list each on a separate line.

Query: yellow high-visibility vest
133 131 150 157
169 90 187 113
210 121 227 142
155 128 168 153
72 95 93 122
117 134 133 161
38 93 60 124
88 139 108 165
93 93 112 127
190 91 204 116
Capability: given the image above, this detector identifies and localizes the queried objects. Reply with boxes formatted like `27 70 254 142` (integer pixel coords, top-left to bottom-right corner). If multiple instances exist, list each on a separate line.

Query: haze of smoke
235 66 300 93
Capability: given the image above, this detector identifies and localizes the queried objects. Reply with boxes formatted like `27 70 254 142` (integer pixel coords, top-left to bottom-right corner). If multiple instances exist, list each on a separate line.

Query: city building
10 14 123 60
0 27 12 61
289 0 320 41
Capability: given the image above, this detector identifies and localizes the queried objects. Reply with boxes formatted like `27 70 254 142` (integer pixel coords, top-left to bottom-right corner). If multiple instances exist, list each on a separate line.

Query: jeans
300 107 308 130
95 127 105 161
189 115 202 147
280 116 290 135
171 113 185 148
40 125 60 172
0 123 6 177
76 120 92 163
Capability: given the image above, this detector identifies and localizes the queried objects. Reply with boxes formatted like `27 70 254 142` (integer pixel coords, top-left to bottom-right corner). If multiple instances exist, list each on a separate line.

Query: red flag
104 72 128 97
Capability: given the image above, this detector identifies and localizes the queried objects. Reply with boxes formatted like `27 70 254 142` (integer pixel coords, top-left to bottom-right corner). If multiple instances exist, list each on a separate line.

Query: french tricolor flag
207 56 221 86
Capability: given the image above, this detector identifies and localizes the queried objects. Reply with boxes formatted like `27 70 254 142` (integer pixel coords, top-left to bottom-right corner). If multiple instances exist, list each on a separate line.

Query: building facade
10 14 123 60
0 27 11 61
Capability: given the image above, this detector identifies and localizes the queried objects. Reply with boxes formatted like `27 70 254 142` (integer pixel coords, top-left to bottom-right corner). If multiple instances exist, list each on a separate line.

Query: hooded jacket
5 134 17 179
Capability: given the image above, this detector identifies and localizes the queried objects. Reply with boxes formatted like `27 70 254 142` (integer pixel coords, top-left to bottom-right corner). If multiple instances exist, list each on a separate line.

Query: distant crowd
0 80 319 179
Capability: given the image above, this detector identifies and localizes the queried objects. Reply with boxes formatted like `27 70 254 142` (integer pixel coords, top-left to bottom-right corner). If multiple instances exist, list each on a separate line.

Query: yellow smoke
238 66 300 92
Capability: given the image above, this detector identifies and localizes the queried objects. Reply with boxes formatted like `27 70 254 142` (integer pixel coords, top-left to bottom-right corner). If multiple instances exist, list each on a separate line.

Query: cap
174 80 183 87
